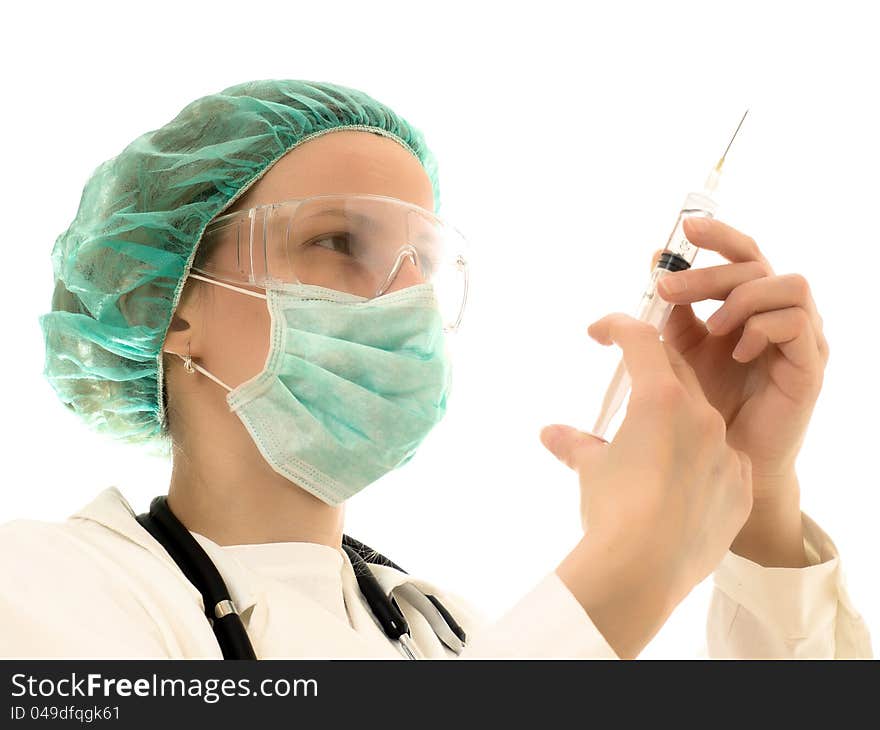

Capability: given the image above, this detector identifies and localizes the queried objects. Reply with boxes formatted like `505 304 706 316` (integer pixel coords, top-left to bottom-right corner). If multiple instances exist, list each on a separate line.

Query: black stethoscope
135 495 467 660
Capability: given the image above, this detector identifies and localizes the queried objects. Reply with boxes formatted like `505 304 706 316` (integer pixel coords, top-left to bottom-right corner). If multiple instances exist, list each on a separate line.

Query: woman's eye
308 233 352 255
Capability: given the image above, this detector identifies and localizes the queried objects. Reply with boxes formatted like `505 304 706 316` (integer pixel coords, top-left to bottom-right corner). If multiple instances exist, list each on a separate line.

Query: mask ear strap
177 355 232 392
179 273 264 392
186 358 234 393
189 272 268 300
179 343 234 392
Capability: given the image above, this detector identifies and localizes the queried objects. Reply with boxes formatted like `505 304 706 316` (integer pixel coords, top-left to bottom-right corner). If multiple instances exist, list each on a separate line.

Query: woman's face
165 129 435 396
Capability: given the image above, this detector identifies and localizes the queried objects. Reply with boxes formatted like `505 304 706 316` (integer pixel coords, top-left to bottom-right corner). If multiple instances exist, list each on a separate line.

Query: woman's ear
162 278 201 357
162 314 191 358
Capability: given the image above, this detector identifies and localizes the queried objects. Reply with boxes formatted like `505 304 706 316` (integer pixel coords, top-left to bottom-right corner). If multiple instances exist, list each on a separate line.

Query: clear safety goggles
190 194 470 332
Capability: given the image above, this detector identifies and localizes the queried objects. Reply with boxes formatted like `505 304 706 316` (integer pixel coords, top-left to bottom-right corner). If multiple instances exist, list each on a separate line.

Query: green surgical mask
183 279 452 505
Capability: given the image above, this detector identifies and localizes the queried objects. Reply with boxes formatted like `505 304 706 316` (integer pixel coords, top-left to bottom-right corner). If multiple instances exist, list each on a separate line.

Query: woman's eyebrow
300 208 380 231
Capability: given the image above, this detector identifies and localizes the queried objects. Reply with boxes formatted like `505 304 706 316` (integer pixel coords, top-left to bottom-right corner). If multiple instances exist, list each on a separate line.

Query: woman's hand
541 313 753 658
644 217 829 566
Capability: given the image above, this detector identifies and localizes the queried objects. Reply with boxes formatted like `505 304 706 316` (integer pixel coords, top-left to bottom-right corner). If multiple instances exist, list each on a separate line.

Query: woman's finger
655 254 827 363
703 274 820 338
681 217 775 269
650 248 664 271
648 250 707 352
588 313 711 409
652 221 829 367
587 313 679 397
731 306 822 375
661 339 708 405
659 302 707 354
655 261 771 354
657 260 773 303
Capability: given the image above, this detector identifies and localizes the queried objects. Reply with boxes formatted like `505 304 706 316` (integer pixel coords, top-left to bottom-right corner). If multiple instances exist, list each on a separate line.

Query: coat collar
69 486 259 617
67 486 418 620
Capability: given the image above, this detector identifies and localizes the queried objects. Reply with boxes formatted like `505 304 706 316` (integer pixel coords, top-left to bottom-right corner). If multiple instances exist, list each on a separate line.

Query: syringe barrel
592 190 720 439
659 190 718 269
635 190 718 321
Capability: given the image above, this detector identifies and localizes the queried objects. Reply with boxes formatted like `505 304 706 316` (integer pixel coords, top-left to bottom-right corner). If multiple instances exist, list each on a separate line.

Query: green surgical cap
39 79 441 455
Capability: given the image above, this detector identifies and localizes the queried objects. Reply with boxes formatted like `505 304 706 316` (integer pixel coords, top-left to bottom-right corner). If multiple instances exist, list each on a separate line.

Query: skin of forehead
224 129 436 216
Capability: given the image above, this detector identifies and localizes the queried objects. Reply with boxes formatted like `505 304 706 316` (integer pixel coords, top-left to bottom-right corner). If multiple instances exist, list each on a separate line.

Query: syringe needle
716 109 749 172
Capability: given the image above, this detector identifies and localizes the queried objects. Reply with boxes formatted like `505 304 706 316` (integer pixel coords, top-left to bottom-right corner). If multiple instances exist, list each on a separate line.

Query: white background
3 0 878 658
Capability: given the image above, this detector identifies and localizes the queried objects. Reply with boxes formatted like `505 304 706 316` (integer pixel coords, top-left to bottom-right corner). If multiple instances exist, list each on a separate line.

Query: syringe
591 110 749 440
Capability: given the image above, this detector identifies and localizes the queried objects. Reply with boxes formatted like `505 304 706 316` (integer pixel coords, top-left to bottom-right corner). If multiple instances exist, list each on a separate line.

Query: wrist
555 531 683 659
731 471 808 567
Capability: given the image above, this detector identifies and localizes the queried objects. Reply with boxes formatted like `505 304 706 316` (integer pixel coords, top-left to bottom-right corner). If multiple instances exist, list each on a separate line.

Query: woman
1 79 871 659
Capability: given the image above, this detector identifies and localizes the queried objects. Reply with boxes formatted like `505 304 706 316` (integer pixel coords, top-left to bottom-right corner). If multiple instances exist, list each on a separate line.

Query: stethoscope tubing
136 496 464 660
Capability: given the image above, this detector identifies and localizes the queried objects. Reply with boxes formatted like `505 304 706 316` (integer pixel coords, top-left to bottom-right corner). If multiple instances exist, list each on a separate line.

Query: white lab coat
0 486 872 659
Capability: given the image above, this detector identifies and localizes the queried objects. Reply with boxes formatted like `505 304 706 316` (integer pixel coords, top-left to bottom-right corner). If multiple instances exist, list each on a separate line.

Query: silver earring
183 344 195 374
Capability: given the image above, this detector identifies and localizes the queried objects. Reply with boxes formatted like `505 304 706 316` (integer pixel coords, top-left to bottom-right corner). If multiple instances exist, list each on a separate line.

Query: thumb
540 424 608 472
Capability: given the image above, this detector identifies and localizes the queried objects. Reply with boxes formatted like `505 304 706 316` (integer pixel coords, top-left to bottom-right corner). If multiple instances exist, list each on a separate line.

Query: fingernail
706 309 727 332
660 275 687 295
